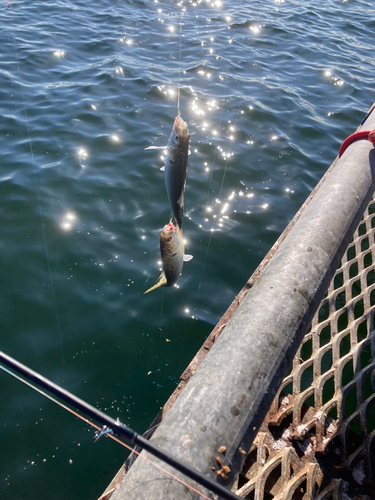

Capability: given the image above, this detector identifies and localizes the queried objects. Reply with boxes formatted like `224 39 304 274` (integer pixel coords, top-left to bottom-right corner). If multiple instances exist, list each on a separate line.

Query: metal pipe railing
112 108 375 500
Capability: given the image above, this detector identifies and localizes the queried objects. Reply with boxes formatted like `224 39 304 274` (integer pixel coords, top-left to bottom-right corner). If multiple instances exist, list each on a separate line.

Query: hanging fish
163 115 190 229
144 221 192 294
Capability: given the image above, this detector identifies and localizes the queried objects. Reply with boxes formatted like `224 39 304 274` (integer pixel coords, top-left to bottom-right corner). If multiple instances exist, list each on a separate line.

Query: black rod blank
0 350 240 500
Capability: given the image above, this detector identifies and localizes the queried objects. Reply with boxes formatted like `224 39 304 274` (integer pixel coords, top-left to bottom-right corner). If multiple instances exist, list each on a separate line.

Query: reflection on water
1 0 374 498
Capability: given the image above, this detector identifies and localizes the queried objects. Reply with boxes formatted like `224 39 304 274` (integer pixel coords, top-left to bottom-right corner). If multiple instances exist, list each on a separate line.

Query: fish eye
174 134 179 141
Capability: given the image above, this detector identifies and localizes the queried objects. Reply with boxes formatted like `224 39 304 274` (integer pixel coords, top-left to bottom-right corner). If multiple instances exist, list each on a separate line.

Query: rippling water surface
1 0 374 498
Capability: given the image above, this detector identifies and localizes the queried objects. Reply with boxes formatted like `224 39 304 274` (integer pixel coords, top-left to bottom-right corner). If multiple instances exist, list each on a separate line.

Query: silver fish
163 115 190 229
144 221 193 294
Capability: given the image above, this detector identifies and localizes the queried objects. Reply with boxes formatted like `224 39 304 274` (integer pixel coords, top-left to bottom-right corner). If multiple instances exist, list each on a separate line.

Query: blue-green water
0 0 374 498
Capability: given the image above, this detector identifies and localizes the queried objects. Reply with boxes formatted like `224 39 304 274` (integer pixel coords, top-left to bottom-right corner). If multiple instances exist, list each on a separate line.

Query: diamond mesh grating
233 196 375 499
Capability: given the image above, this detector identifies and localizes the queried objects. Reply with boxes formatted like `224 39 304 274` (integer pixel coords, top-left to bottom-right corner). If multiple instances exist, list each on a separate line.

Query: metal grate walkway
234 196 375 499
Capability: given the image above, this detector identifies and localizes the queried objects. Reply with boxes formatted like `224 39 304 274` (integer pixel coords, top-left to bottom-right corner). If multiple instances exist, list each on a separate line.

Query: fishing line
198 24 257 292
1 363 212 500
155 287 164 406
8 6 65 363
0 362 213 500
198 99 225 292
177 7 183 116
0 351 241 500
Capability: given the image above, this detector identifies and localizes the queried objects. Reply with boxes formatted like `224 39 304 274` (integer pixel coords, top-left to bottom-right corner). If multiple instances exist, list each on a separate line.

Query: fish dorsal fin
144 273 167 294
183 254 193 262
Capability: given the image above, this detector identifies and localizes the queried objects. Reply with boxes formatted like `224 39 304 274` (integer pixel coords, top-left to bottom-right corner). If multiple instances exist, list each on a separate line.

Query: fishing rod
0 350 241 500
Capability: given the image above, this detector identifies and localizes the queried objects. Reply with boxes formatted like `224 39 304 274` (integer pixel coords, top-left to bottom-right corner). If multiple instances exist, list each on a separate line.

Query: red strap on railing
339 129 375 158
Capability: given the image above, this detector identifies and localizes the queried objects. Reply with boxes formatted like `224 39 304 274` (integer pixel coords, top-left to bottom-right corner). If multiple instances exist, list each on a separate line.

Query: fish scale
164 115 190 229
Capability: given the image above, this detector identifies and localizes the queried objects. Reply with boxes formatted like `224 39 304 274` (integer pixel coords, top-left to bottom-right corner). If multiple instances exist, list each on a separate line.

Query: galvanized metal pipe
112 110 375 500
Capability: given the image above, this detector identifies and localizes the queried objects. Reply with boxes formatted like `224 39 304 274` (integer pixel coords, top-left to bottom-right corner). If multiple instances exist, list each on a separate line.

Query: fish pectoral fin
183 254 193 262
144 145 167 171
145 145 168 150
144 274 167 294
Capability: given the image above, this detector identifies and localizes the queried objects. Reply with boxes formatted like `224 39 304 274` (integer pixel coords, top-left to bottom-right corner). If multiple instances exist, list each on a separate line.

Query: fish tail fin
144 283 162 294
144 274 167 294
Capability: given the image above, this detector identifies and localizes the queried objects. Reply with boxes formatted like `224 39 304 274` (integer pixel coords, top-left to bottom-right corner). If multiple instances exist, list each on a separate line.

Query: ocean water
0 0 374 498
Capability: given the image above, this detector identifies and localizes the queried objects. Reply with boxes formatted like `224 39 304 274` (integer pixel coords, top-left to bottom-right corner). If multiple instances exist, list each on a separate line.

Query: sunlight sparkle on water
78 148 88 160
250 25 262 35
324 70 344 87
221 203 229 214
61 212 77 232
333 78 344 87
191 99 205 116
53 50 65 58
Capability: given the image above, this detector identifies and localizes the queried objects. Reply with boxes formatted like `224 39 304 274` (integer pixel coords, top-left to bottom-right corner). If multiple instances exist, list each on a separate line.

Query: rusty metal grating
233 196 375 499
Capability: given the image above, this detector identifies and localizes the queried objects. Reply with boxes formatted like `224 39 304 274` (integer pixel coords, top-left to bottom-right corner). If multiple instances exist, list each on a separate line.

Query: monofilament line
198 100 225 293
0 350 242 500
199 31 256 293
9 9 65 363
177 3 184 116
